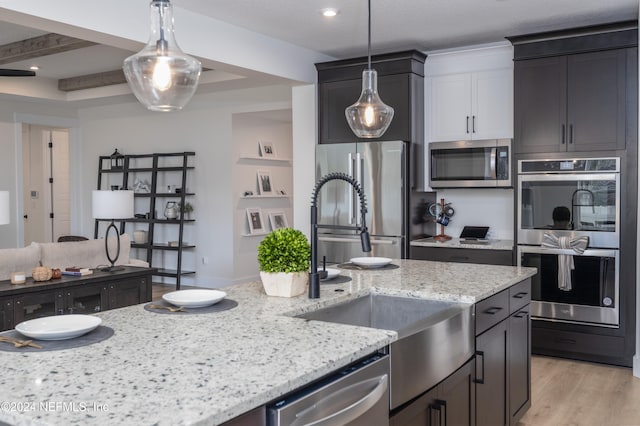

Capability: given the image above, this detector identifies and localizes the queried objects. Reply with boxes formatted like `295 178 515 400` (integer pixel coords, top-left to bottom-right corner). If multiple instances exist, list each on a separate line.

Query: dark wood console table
0 267 154 331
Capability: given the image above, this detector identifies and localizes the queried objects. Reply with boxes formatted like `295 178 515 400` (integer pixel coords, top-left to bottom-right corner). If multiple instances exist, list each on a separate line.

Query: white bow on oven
541 232 589 291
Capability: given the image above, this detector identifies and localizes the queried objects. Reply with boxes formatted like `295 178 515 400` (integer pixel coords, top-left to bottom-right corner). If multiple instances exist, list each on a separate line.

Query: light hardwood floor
518 355 640 426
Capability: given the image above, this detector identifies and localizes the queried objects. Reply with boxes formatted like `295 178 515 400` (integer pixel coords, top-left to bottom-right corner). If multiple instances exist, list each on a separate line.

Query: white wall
433 188 514 240
232 109 294 282
77 85 294 288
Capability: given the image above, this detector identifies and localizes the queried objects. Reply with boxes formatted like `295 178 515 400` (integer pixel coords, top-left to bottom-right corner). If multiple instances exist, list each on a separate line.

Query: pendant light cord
367 0 372 70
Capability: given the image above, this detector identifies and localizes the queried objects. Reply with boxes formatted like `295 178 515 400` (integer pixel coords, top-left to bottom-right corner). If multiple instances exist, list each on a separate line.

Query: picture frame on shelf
269 211 289 230
257 170 273 196
259 141 277 158
246 208 266 235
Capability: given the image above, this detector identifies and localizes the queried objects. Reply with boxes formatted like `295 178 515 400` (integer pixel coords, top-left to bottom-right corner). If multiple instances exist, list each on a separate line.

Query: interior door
22 125 70 245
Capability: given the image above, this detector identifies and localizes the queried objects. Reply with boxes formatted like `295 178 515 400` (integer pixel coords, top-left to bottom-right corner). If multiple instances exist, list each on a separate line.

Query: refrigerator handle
355 152 363 226
348 152 355 225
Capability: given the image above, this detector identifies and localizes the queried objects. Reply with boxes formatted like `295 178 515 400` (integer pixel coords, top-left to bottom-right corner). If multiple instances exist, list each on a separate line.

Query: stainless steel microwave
428 139 512 188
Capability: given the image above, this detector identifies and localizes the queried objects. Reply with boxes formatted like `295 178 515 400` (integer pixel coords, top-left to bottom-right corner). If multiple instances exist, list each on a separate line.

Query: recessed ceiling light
321 8 339 17
29 66 39 71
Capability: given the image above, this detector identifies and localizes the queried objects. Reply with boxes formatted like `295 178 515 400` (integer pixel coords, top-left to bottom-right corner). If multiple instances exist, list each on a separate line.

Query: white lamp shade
0 191 9 225
92 190 134 219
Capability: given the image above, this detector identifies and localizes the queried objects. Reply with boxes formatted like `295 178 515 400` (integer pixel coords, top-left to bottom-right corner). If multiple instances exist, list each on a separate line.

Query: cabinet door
567 49 627 152
0 298 14 332
472 69 513 140
514 56 567 154
429 73 472 141
319 74 411 144
508 308 531 425
109 278 147 309
390 387 439 426
14 291 64 323
65 283 109 315
475 320 508 426
438 359 476 426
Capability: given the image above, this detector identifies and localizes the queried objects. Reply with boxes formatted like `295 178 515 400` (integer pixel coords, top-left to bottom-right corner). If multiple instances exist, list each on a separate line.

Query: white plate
15 315 102 341
162 289 227 308
318 268 340 280
350 257 393 268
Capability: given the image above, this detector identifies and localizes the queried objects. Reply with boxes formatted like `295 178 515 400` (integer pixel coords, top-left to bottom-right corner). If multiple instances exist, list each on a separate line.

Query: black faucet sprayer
309 172 371 299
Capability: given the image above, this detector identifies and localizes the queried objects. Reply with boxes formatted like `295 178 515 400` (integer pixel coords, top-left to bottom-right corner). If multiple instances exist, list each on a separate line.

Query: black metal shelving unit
95 152 196 289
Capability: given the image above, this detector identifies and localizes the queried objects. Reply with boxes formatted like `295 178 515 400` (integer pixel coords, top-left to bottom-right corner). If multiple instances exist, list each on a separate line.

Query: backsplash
433 188 514 240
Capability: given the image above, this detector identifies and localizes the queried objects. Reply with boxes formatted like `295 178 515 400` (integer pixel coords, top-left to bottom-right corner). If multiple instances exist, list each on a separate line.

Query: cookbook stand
433 198 452 242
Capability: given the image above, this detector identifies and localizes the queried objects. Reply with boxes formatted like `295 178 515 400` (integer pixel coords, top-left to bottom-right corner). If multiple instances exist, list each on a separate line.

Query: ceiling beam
58 69 126 92
0 33 97 65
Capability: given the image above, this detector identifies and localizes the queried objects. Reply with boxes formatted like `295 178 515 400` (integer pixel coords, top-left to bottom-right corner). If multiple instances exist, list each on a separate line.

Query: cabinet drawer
509 279 531 314
475 290 509 336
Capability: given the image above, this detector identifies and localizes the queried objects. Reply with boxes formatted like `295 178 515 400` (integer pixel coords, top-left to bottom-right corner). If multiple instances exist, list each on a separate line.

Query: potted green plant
257 228 310 297
179 202 194 220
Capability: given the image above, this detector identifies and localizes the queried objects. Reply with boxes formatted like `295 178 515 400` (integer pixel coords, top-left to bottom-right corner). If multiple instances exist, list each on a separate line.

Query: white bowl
318 268 340 280
350 257 393 268
162 289 227 308
15 315 102 341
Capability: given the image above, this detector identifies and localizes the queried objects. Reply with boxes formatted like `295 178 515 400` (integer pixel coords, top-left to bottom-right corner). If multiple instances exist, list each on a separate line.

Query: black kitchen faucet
309 172 371 299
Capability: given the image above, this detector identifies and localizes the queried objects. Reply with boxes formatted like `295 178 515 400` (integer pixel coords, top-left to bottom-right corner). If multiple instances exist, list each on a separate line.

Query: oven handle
518 246 618 258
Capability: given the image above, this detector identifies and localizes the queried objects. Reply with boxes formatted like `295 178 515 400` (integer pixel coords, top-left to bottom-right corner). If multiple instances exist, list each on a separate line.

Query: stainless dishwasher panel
268 354 390 426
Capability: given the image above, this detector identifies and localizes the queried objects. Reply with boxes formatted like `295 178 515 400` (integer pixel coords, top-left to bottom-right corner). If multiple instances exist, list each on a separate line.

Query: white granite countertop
0 259 536 426
411 237 514 251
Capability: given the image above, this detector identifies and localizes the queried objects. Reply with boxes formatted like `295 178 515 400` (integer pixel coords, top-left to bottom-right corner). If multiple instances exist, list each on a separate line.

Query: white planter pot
260 271 308 297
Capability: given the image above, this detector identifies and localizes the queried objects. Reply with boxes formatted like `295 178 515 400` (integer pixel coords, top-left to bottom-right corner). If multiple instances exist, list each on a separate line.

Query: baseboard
634 355 640 378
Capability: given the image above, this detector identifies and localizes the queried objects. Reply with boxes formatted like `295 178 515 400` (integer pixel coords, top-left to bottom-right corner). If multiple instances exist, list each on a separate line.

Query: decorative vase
260 271 308 297
164 202 178 219
133 230 148 244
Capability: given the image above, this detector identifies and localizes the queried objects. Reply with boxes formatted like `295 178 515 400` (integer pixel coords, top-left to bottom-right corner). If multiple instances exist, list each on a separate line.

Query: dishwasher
267 353 390 426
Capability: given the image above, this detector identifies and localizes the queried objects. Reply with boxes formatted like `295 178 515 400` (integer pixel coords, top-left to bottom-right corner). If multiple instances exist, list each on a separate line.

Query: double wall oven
517 158 620 327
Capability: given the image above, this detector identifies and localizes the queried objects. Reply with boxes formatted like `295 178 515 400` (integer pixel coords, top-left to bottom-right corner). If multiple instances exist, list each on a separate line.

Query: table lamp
92 190 134 271
0 191 9 225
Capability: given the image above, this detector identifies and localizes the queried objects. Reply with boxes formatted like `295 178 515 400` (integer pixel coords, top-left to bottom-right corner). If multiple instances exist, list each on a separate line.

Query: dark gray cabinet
474 279 531 426
0 267 153 331
508 308 531 424
108 276 149 309
0 297 14 331
391 359 475 426
514 49 628 154
64 282 109 314
316 51 425 145
475 320 508 426
510 22 637 155
410 246 513 266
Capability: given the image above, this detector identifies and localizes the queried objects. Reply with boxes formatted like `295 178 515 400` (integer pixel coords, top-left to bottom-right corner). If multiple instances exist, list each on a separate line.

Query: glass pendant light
345 0 394 138
123 0 202 112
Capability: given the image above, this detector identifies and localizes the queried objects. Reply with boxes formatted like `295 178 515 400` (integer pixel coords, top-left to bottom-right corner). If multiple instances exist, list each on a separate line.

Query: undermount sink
297 293 474 410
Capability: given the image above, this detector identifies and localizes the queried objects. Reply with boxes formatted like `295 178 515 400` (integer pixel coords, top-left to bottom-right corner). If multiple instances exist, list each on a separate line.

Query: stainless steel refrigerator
315 140 410 264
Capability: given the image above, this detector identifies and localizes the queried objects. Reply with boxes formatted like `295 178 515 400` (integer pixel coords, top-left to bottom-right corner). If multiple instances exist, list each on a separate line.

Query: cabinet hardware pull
466 116 470 133
484 306 503 315
513 292 528 299
474 350 485 384
569 124 574 144
514 311 529 318
435 400 447 426
561 124 566 144
472 115 476 133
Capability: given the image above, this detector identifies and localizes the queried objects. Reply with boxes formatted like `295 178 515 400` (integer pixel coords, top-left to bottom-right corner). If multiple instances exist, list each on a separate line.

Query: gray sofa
0 234 148 281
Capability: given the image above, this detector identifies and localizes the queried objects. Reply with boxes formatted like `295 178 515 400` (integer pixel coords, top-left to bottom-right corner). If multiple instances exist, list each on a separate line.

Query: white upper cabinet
426 45 514 142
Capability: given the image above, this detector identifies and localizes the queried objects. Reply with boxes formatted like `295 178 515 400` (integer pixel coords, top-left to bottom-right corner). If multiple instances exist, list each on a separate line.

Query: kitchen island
0 259 536 425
